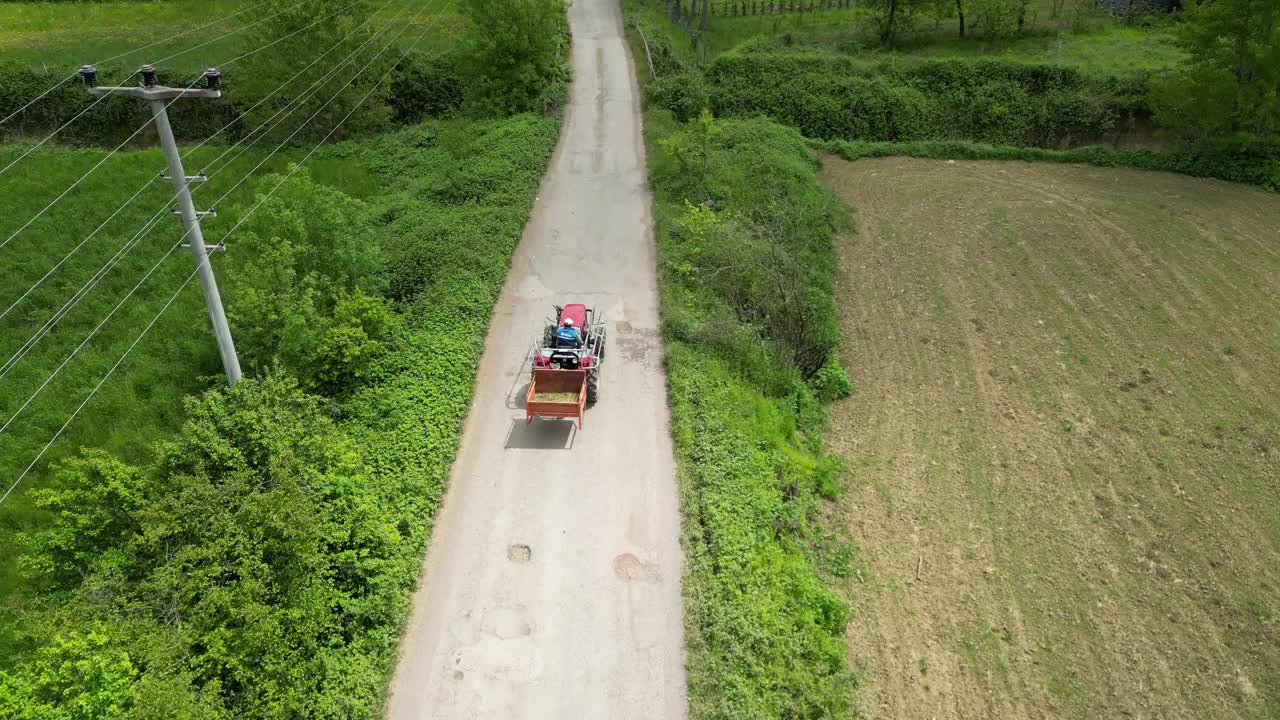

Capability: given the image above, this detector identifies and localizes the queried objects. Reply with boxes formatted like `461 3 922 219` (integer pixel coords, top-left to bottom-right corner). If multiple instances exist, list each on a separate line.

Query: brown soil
821 157 1280 720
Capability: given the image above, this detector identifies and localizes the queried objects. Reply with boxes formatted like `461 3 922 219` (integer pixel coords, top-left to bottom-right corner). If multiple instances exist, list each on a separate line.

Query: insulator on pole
139 64 158 88
204 68 223 91
78 65 98 87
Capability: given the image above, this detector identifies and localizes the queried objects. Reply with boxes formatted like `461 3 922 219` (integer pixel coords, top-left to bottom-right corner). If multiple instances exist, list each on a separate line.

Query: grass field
695 1 1182 71
0 0 461 75
822 157 1280 719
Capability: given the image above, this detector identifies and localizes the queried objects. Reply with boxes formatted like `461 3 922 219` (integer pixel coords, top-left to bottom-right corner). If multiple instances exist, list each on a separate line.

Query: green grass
814 137 1280 191
701 7 872 58
693 0 1181 71
909 25 1184 71
0 141 373 662
0 0 462 76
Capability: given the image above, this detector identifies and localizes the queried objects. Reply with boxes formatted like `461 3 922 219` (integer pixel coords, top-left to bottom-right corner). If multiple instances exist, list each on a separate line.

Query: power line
0 1 451 504
0 0 364 233
0 0 441 430
0 266 198 506
0 0 321 183
0 0 424 383
0 240 184 438
0 211 169 383
0 0 278 127
0 0 416 326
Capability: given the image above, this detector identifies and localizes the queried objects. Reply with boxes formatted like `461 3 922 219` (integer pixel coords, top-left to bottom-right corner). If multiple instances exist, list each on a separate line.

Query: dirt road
384 2 685 719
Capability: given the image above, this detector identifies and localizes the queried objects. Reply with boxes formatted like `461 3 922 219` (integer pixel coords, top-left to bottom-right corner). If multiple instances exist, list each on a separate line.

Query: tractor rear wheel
586 367 600 406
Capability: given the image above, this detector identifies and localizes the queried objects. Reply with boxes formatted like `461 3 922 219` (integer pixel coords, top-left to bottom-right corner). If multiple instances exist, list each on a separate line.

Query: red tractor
525 304 606 427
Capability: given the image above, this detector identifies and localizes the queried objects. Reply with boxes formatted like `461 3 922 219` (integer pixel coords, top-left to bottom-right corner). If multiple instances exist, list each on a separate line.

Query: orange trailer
525 367 589 428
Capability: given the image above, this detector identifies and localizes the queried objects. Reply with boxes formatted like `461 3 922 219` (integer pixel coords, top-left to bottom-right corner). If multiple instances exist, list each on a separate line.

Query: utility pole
79 63 242 387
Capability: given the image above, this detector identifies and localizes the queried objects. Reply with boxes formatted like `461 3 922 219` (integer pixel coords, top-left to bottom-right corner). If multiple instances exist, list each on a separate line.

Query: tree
970 0 1029 38
7 375 392 719
866 0 930 44
18 452 147 592
223 169 397 394
232 0 391 143
458 0 568 116
1151 0 1280 140
0 629 137 720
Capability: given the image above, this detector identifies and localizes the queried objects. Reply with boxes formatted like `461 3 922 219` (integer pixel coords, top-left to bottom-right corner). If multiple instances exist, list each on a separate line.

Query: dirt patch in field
822 157 1280 720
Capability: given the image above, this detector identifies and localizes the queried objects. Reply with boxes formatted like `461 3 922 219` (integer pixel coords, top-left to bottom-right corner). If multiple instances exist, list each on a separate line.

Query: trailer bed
525 368 588 428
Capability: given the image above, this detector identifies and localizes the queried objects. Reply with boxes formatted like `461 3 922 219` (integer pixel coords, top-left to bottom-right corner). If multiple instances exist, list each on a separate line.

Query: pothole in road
613 553 659 582
508 544 532 563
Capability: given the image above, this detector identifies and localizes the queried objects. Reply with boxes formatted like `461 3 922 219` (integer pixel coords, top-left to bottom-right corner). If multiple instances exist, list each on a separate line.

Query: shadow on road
504 418 577 450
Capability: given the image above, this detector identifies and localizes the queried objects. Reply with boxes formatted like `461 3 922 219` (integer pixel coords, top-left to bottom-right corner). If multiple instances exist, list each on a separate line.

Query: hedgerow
647 108 856 718
0 113 560 719
704 51 1145 147
641 39 1279 190
0 50 464 146
0 62 235 145
815 135 1280 191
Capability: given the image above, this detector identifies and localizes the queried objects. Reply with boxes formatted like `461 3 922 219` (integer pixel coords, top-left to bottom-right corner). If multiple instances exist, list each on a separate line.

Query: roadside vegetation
627 10 859 716
653 111 857 720
630 0 1279 717
637 0 1280 190
0 0 567 716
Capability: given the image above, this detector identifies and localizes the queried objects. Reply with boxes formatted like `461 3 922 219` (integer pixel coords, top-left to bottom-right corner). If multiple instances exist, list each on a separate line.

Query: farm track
823 157 1280 720
383 1 686 718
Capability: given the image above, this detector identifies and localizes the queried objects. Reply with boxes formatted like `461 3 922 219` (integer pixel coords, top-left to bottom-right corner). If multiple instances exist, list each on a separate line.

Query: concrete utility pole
79 63 242 387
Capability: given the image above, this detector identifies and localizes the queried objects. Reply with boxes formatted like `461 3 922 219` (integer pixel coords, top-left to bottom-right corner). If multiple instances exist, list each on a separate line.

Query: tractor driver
555 317 581 348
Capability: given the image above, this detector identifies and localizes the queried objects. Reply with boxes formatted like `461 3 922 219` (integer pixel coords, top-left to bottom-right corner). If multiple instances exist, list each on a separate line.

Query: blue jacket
555 326 581 346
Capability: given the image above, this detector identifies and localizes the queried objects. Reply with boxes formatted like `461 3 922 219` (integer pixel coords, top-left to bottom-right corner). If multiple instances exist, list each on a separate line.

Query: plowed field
823 157 1280 720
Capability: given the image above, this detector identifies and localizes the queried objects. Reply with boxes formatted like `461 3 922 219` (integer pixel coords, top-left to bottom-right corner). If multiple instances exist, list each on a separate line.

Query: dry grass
534 391 579 403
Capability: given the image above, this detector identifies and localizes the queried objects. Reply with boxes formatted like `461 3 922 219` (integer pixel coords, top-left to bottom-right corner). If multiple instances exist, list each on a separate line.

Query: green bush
0 627 139 720
456 0 570 116
705 51 1140 147
810 356 854 404
648 110 855 717
224 0 392 144
1148 0 1280 142
222 168 397 394
0 50 461 146
656 115 841 379
0 62 235 145
816 135 1280 191
389 52 464 123
646 71 709 122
